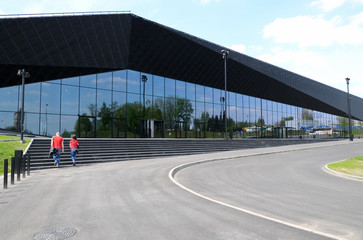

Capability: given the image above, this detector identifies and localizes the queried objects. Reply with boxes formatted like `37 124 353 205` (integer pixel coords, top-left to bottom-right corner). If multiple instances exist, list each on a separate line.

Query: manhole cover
33 227 77 240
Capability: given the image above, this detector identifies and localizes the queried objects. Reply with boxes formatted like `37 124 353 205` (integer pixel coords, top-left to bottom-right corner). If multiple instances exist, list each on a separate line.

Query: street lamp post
220 96 225 132
17 69 30 143
142 75 148 138
346 77 353 141
221 49 229 140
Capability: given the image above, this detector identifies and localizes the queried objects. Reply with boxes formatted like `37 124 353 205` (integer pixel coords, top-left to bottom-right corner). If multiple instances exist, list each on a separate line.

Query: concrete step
25 138 339 170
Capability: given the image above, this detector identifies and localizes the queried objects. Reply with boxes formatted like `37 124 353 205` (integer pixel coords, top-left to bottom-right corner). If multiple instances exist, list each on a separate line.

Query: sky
1 0 363 97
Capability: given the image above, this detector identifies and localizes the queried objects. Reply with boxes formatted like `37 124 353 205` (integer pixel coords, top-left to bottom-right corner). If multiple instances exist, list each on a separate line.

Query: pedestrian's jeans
53 148 62 166
71 148 77 162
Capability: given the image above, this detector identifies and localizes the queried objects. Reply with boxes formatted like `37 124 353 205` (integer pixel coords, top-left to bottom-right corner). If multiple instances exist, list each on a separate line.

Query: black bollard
3 159 8 189
11 157 15 185
15 150 22 181
27 154 30 176
22 155 25 178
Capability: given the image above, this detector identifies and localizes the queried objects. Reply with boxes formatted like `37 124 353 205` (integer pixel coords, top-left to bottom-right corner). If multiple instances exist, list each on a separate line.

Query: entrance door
175 121 187 138
140 119 165 138
153 120 165 138
112 117 127 138
194 121 206 138
78 115 96 138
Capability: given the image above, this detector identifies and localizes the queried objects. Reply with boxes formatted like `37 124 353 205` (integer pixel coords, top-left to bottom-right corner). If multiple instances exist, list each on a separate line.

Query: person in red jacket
51 132 64 167
69 135 79 166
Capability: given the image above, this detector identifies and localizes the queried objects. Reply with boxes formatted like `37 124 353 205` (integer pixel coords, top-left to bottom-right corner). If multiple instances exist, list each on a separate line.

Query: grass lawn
328 156 363 178
0 135 32 176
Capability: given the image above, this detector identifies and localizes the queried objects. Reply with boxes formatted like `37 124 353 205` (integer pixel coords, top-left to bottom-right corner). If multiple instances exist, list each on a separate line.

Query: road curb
324 162 363 182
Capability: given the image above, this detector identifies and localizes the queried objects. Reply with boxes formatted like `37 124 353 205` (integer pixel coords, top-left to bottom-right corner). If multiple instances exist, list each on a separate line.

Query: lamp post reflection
142 75 148 138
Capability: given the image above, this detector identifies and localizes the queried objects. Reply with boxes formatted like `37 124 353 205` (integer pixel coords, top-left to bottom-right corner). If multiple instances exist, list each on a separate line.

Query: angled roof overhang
0 13 362 120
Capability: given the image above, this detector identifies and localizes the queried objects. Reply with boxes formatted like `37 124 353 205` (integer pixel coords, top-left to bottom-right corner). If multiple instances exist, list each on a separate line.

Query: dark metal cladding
0 13 132 86
0 13 362 120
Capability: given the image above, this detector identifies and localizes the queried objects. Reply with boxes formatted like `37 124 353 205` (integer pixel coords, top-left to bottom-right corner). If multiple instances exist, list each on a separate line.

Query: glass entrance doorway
112 117 127 138
141 119 165 138
175 121 187 138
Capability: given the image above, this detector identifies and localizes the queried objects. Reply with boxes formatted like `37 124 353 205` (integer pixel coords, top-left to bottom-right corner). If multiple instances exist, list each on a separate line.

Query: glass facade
0 69 361 139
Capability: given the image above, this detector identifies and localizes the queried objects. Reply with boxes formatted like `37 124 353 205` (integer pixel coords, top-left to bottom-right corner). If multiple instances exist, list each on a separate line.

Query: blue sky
1 0 363 97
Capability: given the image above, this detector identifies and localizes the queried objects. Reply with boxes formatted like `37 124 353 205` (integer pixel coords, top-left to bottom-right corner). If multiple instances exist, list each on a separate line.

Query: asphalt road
1 140 362 240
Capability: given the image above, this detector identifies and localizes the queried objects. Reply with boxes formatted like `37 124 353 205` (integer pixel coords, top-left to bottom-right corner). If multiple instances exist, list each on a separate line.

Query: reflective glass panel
186 82 195 101
61 115 78 138
0 86 19 111
24 113 39 135
113 70 127 92
214 89 222 105
80 88 96 116
196 85 204 102
250 96 256 109
24 82 40 113
154 75 164 97
113 91 126 112
196 101 204 119
165 78 175 98
45 114 60 137
97 89 112 131
256 98 261 110
97 89 112 111
40 113 52 137
236 106 242 124
229 92 236 106
41 82 60 114
61 85 79 115
141 73 152 96
145 95 152 119
97 72 112 90
237 94 242 107
243 95 249 108
205 87 213 103
80 74 96 88
62 76 79 86
127 92 140 105
153 96 164 120
176 80 186 99
0 111 17 131
229 105 237 123
128 70 140 94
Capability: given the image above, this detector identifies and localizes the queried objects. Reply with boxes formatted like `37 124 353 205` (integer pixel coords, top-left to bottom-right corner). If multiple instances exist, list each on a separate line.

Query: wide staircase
26 138 338 170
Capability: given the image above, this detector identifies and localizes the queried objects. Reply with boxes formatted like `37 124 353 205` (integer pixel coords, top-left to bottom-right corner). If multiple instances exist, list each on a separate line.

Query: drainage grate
33 227 77 240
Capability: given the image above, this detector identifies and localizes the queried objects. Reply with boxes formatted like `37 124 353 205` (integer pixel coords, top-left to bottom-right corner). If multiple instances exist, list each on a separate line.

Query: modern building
0 12 362 139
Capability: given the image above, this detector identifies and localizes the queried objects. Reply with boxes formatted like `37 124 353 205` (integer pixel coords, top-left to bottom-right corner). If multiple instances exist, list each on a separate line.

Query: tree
256 118 265 127
164 97 193 130
301 109 313 120
176 98 193 123
98 102 112 130
280 116 293 127
337 116 348 129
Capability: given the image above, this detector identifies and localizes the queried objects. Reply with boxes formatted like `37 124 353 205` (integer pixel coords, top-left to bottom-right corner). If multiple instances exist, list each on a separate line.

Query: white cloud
199 0 221 4
263 14 363 47
311 0 346 11
229 44 246 54
256 47 363 97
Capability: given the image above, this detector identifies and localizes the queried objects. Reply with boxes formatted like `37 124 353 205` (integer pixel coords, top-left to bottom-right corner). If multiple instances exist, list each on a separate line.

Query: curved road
0 140 362 240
